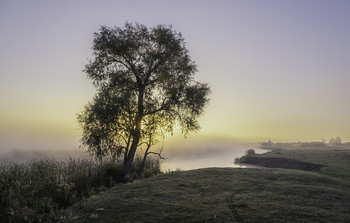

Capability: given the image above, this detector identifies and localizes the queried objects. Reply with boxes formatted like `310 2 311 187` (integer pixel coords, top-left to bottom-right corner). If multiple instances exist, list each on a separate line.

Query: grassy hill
61 147 350 223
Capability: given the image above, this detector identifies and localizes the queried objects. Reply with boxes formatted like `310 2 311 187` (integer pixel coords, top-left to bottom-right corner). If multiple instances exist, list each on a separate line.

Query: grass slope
247 146 350 180
62 167 350 222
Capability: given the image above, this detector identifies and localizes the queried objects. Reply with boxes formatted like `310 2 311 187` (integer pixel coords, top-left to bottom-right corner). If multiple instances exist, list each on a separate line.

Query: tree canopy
78 22 210 179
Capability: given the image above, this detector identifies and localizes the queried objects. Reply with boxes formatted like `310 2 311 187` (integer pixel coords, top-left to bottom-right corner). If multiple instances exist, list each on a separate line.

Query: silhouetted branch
144 97 171 116
146 151 167 159
146 146 167 159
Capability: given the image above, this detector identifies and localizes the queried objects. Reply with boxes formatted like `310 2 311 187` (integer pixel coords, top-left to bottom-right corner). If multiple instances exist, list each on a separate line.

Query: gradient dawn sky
0 0 349 153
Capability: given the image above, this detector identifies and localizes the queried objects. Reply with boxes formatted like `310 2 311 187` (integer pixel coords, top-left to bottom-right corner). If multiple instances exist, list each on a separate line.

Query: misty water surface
161 146 265 171
0 145 265 171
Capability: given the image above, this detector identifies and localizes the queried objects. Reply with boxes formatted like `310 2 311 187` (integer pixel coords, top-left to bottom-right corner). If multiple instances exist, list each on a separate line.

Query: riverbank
237 145 350 180
240 157 325 171
61 167 350 223
62 146 350 222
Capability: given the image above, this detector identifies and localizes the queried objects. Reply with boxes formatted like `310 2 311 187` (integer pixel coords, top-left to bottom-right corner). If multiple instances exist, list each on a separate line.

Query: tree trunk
123 115 142 180
123 86 144 181
137 142 151 177
137 150 148 177
123 139 138 180
123 135 131 166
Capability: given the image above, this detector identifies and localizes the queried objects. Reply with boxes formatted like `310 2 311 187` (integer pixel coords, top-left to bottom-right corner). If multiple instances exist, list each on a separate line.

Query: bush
98 162 124 187
132 155 162 179
246 149 256 155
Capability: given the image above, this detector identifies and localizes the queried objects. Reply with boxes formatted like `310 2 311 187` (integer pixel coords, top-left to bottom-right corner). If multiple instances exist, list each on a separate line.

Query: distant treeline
261 137 349 149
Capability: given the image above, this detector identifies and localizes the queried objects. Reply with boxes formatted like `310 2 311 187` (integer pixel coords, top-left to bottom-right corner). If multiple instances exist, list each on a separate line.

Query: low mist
0 148 89 164
0 140 264 172
161 143 265 171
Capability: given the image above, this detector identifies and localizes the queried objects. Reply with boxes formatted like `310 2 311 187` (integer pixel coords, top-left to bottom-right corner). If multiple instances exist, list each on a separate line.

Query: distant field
242 145 350 180
62 146 350 223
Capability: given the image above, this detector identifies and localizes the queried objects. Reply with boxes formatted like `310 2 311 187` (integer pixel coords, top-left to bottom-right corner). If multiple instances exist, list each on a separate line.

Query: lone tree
78 22 210 179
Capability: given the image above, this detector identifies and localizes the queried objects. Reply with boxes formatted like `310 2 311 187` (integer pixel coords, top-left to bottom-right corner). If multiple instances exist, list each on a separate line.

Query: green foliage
0 157 160 222
78 22 210 173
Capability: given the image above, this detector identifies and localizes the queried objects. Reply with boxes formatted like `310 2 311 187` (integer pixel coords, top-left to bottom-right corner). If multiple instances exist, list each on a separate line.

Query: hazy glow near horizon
0 0 349 153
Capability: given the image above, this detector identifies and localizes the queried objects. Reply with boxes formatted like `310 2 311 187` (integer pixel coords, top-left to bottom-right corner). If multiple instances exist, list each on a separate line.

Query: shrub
246 149 256 155
132 155 162 179
234 156 246 164
98 162 124 187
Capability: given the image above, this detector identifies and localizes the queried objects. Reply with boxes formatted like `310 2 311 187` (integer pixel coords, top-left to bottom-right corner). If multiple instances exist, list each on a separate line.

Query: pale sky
0 0 349 153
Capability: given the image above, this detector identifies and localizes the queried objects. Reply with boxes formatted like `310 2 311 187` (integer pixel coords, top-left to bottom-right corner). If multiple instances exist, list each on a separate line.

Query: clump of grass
0 156 161 222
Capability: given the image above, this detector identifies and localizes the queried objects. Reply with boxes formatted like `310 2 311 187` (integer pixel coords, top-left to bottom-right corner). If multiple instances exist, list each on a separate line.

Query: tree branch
146 151 167 160
123 134 132 163
121 54 141 82
138 141 149 147
144 97 171 116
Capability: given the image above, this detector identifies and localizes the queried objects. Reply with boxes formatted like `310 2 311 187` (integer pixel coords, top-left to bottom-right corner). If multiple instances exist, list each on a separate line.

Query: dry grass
61 167 350 223
0 157 160 223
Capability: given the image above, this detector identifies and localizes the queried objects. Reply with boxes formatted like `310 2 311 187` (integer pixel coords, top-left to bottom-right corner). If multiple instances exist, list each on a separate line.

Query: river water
0 144 267 171
160 146 266 171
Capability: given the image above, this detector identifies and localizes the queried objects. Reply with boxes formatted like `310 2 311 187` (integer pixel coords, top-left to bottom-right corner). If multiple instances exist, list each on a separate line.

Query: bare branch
146 151 167 160
138 141 150 147
146 146 167 159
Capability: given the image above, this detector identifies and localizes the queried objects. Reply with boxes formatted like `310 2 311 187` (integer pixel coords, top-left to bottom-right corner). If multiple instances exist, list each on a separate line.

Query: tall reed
0 156 160 222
